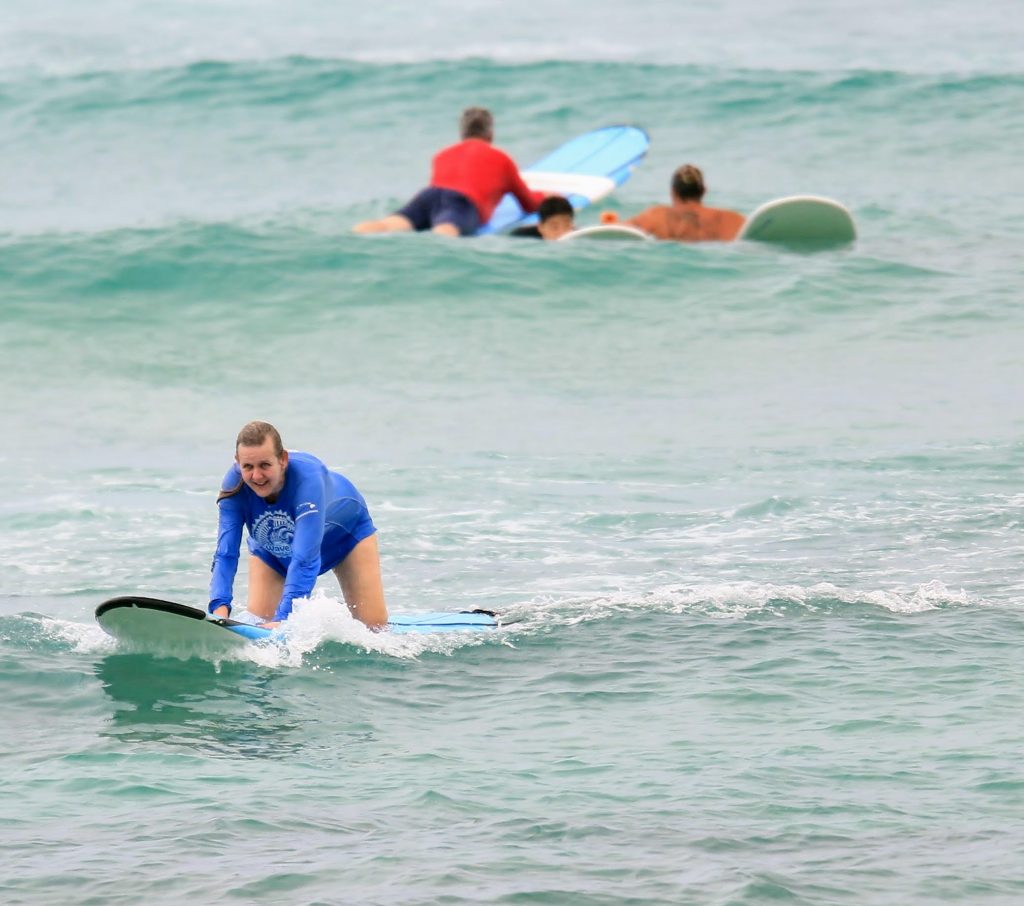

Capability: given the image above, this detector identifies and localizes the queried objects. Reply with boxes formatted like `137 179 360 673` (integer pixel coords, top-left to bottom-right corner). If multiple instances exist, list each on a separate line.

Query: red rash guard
430 139 545 224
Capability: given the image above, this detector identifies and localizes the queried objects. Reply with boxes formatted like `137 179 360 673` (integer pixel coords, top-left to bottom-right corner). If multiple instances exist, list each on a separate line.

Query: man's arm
503 154 545 214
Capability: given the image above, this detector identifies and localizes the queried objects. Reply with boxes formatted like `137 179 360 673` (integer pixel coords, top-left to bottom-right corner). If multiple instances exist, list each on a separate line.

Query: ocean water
3 1 1024 902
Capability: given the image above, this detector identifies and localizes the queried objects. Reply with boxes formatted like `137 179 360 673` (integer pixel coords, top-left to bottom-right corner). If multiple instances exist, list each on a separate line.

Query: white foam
237 590 502 668
40 616 117 653
858 579 973 614
507 577 983 627
27 577 981 671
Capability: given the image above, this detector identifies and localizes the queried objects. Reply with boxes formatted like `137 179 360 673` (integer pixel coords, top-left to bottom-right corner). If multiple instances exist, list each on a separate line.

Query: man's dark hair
671 164 706 201
538 195 574 222
460 107 494 140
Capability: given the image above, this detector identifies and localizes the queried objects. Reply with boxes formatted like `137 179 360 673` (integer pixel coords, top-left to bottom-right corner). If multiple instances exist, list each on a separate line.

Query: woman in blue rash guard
208 421 388 629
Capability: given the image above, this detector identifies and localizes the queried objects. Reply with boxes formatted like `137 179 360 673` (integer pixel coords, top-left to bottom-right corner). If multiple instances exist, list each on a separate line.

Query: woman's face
236 438 288 499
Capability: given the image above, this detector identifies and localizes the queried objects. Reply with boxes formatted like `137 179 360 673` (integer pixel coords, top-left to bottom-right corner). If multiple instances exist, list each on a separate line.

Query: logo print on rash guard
251 509 295 558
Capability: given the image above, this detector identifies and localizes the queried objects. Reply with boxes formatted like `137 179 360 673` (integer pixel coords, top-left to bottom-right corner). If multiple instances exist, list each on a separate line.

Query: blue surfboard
478 125 650 235
96 596 499 652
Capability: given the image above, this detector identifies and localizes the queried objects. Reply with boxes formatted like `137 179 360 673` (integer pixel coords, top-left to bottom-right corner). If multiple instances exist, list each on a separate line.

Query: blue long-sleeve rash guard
208 451 371 621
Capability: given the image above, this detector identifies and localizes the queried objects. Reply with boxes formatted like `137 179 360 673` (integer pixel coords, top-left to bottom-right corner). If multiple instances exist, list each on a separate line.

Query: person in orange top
353 107 545 237
615 164 745 242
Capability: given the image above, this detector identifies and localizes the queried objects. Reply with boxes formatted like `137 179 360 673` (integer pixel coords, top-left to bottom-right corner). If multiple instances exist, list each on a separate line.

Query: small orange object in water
600 210 619 224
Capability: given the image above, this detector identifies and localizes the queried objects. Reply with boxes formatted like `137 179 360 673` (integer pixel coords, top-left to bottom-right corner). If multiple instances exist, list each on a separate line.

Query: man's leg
352 214 414 234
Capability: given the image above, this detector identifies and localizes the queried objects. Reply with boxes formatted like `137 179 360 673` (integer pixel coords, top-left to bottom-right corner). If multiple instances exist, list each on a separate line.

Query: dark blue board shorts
397 187 481 236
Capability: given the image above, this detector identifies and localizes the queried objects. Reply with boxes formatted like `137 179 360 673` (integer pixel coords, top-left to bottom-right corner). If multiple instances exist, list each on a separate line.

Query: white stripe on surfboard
523 171 617 202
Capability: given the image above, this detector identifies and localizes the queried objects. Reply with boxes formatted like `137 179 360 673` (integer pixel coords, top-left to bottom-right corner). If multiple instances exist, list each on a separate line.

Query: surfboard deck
479 125 649 235
524 172 616 200
738 195 856 246
558 224 651 242
95 596 499 651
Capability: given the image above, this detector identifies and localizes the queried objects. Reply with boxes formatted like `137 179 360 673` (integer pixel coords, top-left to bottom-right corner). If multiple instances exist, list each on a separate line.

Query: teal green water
3 2 1024 902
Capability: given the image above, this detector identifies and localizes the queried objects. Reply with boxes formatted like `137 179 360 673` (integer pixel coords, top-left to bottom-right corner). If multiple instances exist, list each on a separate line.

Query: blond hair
235 420 284 456
671 164 706 201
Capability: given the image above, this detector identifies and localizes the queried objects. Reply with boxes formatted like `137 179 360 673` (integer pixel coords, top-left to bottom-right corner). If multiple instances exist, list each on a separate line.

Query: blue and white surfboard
96 596 499 652
478 124 650 235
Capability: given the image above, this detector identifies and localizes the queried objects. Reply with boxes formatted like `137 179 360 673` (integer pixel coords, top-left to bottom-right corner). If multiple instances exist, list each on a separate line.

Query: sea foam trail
4 578 986 675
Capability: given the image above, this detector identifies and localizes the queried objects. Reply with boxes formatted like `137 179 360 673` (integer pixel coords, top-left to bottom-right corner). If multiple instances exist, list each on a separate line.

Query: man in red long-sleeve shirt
353 107 545 237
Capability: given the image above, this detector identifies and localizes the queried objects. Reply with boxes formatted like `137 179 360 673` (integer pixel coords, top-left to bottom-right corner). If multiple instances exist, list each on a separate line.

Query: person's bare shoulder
627 205 669 236
716 208 746 241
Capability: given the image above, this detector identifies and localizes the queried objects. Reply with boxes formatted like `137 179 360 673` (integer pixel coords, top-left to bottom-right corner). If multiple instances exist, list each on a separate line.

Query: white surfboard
558 224 651 242
95 596 500 655
738 195 856 246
